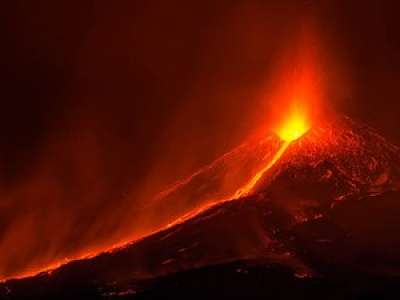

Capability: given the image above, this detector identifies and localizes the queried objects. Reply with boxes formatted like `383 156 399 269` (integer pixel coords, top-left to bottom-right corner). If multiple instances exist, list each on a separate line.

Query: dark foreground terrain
4 260 400 300
2 190 400 300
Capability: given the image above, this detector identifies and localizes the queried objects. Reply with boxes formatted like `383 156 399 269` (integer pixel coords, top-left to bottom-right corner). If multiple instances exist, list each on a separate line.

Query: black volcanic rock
254 116 400 231
2 115 400 299
262 116 400 199
290 191 400 276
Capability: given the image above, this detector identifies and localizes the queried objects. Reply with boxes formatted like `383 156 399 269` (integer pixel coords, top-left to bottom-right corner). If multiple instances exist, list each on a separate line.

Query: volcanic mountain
2 115 400 299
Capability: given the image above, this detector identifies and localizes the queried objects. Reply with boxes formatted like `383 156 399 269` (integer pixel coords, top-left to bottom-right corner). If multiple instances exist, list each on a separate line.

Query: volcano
2 115 400 299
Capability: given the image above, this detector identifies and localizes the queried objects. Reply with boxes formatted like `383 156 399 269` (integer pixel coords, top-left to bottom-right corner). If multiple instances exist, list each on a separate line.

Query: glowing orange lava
276 104 311 142
233 141 289 198
234 101 312 198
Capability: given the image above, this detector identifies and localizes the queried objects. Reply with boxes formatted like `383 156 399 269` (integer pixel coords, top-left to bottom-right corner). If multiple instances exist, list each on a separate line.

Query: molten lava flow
233 141 289 198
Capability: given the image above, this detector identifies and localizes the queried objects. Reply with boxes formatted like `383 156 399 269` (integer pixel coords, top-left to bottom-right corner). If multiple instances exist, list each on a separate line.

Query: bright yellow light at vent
276 104 311 142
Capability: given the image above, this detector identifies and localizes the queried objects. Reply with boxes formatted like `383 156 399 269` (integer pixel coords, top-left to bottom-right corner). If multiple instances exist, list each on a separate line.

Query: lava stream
233 141 290 198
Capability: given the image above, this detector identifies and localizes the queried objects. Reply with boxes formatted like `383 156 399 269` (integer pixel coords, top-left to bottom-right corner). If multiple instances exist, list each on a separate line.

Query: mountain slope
2 115 400 299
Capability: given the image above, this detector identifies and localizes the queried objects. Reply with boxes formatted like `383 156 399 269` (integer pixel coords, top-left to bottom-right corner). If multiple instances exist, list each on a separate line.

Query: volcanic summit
2 114 400 299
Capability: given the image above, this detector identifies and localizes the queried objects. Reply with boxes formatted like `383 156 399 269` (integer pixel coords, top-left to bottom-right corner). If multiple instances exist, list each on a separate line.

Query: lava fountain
277 103 311 142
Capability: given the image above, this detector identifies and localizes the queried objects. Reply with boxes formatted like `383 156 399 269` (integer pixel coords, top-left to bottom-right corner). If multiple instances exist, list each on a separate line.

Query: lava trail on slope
2 115 400 299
